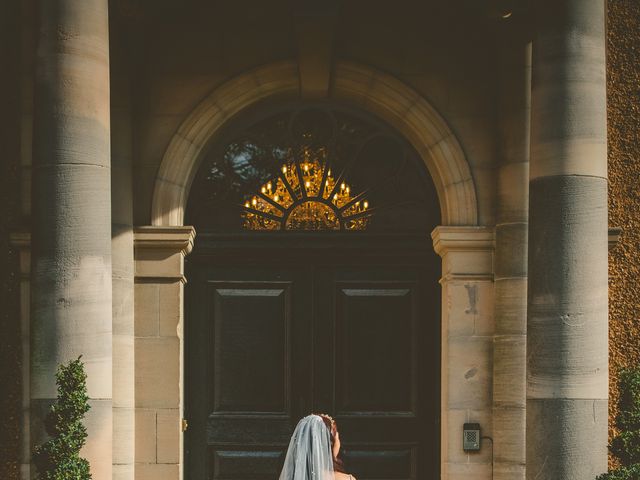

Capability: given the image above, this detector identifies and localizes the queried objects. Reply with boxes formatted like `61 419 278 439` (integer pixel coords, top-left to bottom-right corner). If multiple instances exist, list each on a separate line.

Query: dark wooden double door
185 242 440 479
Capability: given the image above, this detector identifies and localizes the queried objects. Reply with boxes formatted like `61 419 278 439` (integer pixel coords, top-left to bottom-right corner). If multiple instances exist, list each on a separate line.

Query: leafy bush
598 369 640 480
33 357 92 480
598 465 640 480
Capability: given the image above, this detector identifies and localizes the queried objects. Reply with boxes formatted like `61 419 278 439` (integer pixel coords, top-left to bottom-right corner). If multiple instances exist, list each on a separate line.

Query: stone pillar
527 1 608 478
134 226 195 480
31 1 112 478
432 226 495 480
111 32 135 480
492 24 530 480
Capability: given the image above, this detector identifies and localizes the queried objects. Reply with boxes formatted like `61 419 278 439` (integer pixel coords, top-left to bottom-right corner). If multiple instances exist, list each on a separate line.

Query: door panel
343 448 415 480
209 284 291 415
335 284 416 414
210 448 284 480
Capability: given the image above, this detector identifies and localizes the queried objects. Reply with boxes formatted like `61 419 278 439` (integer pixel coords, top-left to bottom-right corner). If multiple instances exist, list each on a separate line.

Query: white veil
279 415 334 480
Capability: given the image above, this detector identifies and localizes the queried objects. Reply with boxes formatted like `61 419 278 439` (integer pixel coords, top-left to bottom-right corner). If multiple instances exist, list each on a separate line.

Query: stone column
31 1 112 478
527 1 608 479
492 24 530 480
432 226 495 480
134 226 195 480
111 28 135 480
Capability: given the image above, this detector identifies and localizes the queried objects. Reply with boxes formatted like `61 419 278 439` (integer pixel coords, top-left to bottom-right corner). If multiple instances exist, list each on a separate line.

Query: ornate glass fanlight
241 143 371 231
186 106 439 234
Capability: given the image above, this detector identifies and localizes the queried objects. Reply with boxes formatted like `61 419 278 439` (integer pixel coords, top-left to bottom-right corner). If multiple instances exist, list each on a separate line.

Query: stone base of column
526 398 607 479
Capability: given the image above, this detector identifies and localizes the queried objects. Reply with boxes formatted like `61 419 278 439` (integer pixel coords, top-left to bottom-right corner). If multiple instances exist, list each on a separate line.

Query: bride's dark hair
317 414 347 474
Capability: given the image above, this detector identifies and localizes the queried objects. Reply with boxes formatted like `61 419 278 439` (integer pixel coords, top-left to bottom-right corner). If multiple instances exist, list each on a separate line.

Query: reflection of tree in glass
225 140 273 183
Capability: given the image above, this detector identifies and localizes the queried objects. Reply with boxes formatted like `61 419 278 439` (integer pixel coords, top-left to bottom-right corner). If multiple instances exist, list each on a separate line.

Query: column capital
134 226 196 281
431 226 495 282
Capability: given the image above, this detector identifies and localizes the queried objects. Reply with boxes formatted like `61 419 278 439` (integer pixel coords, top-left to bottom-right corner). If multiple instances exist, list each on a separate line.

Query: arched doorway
184 104 441 479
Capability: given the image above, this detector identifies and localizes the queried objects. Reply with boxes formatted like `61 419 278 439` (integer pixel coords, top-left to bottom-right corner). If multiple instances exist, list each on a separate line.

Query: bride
279 414 357 480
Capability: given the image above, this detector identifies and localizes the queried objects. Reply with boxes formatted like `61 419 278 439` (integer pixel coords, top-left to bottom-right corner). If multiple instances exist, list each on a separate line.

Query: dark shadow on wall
0 0 25 479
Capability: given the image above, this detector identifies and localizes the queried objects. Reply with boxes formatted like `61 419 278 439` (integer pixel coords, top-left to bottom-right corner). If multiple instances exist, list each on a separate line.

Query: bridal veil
279 415 335 480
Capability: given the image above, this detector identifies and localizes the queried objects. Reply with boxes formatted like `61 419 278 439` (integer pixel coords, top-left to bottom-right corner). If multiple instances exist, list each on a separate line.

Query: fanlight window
242 142 371 231
186 106 439 234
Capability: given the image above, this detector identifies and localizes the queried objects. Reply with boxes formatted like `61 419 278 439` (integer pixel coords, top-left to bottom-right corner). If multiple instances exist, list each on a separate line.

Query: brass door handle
181 418 189 432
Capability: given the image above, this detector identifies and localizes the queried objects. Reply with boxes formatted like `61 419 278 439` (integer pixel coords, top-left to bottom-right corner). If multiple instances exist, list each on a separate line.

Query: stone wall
606 0 640 468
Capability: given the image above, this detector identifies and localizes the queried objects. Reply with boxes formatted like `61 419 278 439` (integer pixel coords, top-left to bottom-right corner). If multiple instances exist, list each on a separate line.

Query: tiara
315 413 335 425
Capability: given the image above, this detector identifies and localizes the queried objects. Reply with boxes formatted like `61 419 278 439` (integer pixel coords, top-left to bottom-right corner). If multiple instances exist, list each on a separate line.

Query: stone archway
150 60 478 227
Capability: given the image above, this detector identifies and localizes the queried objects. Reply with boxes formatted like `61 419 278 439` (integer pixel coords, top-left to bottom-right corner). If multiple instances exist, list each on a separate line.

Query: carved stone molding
133 226 196 281
432 226 496 282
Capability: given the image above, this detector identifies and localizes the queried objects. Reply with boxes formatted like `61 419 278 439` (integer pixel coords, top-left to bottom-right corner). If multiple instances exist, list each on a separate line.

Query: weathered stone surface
157 409 181 464
447 336 493 410
136 463 179 480
135 337 180 408
112 464 135 480
492 405 526 462
493 336 526 406
528 176 608 399
494 278 527 335
445 281 494 337
159 282 182 338
527 398 608 479
135 409 157 464
112 335 134 405
493 463 526 480
494 223 528 279
497 162 529 225
445 461 492 480
134 283 160 337
112 406 135 464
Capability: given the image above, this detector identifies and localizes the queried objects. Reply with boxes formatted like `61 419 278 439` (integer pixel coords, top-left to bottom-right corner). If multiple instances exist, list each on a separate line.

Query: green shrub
598 465 640 480
598 369 640 480
33 356 92 480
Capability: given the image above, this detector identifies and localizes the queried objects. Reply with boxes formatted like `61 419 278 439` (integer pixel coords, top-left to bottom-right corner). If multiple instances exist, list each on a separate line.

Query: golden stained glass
242 145 371 231
286 202 340 230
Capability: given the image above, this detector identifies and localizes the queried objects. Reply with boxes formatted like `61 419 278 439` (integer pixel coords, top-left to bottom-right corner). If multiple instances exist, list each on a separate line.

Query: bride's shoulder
334 473 356 480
